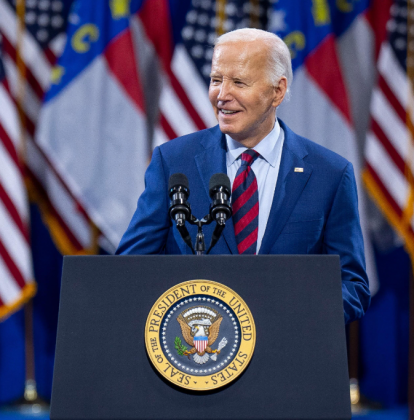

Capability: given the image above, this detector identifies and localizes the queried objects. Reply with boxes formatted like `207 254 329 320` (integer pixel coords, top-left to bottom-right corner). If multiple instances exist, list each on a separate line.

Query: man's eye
235 81 244 86
210 79 221 84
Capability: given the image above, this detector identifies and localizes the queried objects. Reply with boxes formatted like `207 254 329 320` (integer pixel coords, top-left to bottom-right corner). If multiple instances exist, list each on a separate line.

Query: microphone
168 174 194 253
169 173 191 224
209 173 232 223
207 173 232 254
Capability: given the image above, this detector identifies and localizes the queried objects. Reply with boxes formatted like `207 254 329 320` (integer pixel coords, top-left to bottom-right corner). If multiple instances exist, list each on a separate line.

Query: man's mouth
219 109 239 115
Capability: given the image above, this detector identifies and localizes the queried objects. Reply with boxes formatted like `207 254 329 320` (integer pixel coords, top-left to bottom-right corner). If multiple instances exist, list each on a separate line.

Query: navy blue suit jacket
117 120 370 323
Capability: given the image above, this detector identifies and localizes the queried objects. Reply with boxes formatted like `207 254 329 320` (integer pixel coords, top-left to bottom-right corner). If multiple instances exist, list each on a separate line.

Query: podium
51 255 351 420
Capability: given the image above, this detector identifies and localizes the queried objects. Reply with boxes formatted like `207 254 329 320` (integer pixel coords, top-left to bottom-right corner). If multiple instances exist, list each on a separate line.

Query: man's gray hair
215 28 293 96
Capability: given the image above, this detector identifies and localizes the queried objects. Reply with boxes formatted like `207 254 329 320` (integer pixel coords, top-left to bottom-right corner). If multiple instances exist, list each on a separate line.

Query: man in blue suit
117 28 370 324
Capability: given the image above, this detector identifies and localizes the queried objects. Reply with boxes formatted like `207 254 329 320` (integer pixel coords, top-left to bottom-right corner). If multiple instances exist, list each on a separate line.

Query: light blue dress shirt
225 121 285 253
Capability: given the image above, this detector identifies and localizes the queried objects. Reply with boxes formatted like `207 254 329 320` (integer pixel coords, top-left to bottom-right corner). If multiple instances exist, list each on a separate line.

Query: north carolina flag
272 0 379 293
35 0 149 251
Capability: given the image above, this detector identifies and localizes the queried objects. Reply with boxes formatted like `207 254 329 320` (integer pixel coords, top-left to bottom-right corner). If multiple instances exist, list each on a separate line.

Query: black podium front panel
51 255 351 420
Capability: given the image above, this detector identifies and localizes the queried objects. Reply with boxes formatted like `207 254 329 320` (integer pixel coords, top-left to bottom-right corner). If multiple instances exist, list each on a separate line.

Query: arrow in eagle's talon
211 337 228 361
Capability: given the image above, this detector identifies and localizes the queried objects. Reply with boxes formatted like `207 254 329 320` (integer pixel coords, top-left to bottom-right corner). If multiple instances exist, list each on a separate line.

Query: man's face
209 40 287 147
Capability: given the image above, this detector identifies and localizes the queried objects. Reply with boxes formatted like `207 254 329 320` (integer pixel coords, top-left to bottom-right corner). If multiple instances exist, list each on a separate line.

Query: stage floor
0 406 409 420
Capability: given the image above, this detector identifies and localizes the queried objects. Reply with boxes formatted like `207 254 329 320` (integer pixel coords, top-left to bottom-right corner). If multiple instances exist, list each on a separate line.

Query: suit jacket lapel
194 127 238 254
259 121 313 254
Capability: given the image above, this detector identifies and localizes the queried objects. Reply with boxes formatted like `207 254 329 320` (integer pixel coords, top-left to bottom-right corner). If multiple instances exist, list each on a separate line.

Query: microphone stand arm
189 215 212 256
175 218 195 255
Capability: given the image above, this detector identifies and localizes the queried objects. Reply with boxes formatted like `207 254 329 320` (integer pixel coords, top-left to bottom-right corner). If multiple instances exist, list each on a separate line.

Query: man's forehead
211 41 268 74
213 40 268 59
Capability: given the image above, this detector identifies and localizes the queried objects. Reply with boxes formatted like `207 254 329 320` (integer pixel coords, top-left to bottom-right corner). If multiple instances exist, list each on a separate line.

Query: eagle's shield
194 336 208 353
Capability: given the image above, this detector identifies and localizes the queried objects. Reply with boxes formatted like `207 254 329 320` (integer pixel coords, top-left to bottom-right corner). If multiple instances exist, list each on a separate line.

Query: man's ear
273 76 288 108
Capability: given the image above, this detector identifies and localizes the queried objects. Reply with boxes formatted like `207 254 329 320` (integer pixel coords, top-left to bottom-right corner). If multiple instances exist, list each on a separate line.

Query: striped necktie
232 149 260 254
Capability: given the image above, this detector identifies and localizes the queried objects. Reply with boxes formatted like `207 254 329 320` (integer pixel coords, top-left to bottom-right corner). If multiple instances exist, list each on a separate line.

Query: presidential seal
145 280 256 391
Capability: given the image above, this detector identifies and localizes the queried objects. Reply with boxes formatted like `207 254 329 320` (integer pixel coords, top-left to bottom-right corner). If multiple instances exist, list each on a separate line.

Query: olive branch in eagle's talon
174 337 189 358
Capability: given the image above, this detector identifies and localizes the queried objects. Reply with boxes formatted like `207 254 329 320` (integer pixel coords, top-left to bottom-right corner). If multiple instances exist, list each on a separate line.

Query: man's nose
217 81 232 101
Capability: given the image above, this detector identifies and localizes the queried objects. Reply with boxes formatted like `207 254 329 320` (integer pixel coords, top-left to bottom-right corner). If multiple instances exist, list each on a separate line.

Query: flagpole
14 0 46 412
348 321 361 412
409 267 414 420
216 0 226 37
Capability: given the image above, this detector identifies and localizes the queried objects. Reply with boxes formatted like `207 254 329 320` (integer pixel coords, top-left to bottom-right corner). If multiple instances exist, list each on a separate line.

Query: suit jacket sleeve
323 162 371 324
116 146 171 255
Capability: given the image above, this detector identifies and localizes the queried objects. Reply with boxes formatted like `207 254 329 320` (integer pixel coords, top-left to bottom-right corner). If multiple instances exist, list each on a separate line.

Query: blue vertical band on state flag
271 0 370 71
46 0 145 103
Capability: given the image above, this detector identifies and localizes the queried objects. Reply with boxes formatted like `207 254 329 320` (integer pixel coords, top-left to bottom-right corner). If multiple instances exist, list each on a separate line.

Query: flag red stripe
0 76 13 96
168 70 207 131
366 163 402 218
2 35 45 101
160 113 177 140
0 182 29 243
371 118 407 175
0 123 20 168
44 47 57 66
26 168 85 251
0 238 26 288
234 202 259 236
237 228 258 254
378 75 406 124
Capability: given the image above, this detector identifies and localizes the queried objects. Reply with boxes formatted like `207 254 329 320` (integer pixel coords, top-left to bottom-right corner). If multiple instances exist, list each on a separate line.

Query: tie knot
240 149 260 167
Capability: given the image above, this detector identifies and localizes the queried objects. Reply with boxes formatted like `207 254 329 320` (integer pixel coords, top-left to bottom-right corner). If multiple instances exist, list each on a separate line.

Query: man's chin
218 123 241 139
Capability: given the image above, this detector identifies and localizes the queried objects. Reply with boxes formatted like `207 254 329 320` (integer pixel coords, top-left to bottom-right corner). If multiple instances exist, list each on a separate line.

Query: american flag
150 0 271 147
0 34 35 319
363 0 414 263
0 0 96 261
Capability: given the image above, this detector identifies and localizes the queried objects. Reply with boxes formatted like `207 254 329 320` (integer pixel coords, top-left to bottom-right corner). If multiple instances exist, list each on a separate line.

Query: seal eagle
177 306 223 364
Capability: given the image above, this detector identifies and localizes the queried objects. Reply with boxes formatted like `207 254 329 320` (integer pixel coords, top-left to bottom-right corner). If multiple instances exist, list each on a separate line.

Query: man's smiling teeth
221 110 237 114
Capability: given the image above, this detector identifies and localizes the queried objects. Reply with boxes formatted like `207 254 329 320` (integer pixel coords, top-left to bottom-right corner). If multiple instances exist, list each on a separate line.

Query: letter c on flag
283 31 306 59
71 24 100 53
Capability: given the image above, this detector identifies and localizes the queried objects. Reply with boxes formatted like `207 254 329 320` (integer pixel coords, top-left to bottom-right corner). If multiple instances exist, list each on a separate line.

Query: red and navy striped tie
232 149 260 254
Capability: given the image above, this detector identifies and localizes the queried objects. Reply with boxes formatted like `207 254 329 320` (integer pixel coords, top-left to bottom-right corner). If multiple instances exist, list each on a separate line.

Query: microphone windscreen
209 173 231 196
169 173 189 190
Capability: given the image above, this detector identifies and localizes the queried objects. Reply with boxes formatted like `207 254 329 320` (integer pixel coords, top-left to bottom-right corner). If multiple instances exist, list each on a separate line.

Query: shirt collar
226 120 282 168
